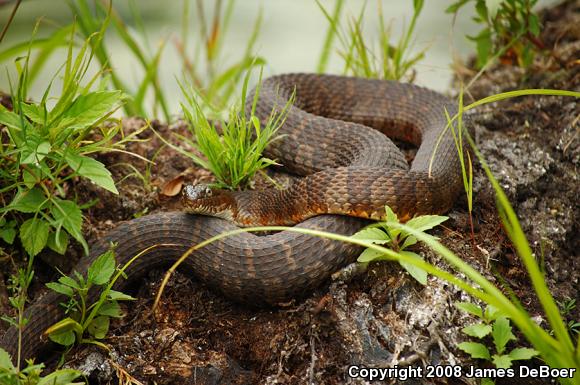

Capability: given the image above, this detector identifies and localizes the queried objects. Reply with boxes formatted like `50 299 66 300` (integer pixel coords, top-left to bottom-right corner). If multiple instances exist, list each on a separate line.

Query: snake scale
1 74 467 362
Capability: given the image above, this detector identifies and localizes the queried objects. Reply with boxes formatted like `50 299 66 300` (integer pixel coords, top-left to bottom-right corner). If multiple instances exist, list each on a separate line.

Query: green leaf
458 342 491 360
107 289 136 301
508 347 539 361
51 198 87 255
48 328 77 347
21 141 51 165
528 13 540 36
64 152 118 194
0 347 15 370
59 275 81 290
492 354 513 369
462 322 493 339
58 91 124 130
357 247 388 263
400 235 417 250
21 102 48 124
0 220 17 244
45 317 83 342
46 282 74 297
37 369 82 385
484 305 502 321
47 229 69 254
485 0 503 19
398 250 427 285
20 217 50 256
87 250 115 286
87 315 110 339
351 227 390 244
492 317 516 354
22 167 40 188
97 301 122 317
7 187 46 213
404 215 448 233
384 205 398 223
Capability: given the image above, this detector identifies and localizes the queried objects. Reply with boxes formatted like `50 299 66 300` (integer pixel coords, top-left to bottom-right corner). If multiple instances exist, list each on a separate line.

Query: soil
0 1 578 384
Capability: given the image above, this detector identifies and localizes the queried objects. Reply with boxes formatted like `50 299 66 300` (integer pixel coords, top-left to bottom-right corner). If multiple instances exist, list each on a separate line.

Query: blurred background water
0 0 556 117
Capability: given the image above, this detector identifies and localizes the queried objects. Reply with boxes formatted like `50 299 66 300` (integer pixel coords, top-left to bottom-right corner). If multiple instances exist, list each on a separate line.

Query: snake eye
184 184 213 201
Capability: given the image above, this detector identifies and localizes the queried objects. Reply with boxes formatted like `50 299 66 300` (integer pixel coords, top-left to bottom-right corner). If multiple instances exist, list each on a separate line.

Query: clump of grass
446 0 543 68
316 0 426 81
173 68 294 190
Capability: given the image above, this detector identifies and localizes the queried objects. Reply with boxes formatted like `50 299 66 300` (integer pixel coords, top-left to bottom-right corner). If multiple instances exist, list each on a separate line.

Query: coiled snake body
1 74 467 361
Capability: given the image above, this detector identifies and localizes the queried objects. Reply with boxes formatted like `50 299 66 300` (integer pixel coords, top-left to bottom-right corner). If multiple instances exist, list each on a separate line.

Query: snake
1 74 467 362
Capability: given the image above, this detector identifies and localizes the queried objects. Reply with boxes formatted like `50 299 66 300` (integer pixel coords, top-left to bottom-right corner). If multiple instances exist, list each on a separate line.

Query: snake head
182 184 237 221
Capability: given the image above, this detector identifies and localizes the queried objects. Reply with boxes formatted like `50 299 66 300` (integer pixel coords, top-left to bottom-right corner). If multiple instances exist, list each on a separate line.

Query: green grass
168 68 294 190
316 0 426 81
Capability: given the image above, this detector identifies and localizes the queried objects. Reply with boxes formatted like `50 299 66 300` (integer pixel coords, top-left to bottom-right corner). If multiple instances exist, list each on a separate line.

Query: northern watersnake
1 74 468 362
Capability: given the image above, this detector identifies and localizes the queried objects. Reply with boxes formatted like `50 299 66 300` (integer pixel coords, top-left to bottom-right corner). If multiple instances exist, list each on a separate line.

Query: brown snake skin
1 74 467 362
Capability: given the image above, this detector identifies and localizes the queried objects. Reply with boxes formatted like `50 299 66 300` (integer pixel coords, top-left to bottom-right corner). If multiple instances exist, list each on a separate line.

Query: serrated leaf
357 247 388 263
492 317 516 354
21 141 51 165
51 198 88 255
508 347 539 361
462 322 492 339
399 250 427 285
484 305 502 321
58 91 124 130
492 354 513 369
107 289 136 301
46 282 74 297
405 215 448 233
65 152 118 194
87 250 115 286
21 102 48 124
8 187 46 213
0 106 23 131
0 227 16 244
351 227 390 244
47 229 69 254
98 301 122 317
59 275 81 290
20 217 50 256
87 316 110 339
458 341 491 360
0 347 15 370
384 205 398 223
